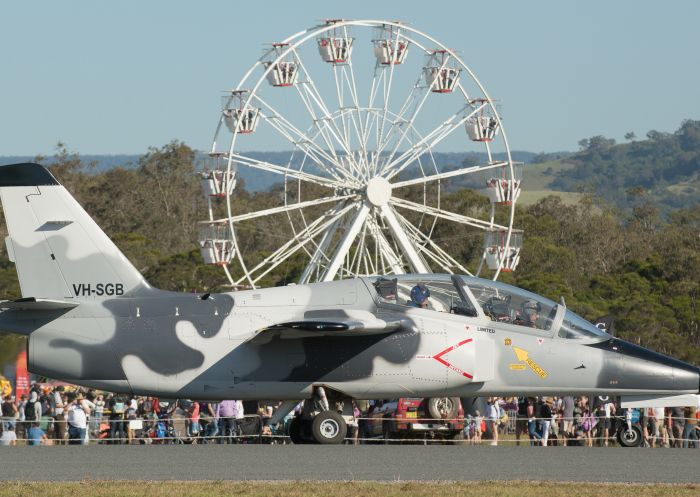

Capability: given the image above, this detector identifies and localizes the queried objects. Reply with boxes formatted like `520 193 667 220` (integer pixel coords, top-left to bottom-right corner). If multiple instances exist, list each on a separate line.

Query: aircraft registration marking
511 346 549 379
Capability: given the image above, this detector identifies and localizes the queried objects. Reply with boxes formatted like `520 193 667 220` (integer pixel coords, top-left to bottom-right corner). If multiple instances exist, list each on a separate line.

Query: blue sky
1 0 698 156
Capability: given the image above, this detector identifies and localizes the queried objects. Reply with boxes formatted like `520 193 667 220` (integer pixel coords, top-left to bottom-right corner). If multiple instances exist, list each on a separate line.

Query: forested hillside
548 119 700 211
0 141 698 367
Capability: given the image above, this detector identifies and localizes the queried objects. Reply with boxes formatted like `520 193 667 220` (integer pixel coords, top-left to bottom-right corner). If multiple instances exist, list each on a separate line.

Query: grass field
1 482 698 497
518 160 581 205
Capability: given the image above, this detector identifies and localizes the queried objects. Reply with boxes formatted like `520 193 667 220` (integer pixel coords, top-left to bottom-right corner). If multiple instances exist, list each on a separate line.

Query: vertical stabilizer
0 163 150 300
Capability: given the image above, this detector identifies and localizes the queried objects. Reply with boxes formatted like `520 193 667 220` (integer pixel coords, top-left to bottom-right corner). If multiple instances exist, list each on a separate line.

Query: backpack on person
25 401 40 420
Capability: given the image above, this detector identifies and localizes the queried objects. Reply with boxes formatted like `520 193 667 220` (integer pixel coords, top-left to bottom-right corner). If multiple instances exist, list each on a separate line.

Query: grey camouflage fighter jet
0 163 698 444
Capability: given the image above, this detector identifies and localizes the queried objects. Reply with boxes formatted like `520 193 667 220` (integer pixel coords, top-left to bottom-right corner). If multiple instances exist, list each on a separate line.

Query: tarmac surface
1 445 699 482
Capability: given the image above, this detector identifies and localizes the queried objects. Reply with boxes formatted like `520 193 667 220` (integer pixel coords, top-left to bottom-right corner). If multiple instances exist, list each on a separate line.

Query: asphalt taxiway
1 446 699 482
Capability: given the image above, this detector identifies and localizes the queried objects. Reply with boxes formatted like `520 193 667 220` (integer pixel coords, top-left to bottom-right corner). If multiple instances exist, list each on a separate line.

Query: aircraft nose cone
588 337 700 394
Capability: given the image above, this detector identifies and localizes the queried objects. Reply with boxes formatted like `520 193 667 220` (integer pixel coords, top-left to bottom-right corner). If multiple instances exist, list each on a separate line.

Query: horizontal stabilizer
0 297 79 311
249 310 404 343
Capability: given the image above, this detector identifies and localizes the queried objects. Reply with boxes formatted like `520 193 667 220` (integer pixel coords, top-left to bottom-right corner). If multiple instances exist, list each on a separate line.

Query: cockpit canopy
370 274 609 340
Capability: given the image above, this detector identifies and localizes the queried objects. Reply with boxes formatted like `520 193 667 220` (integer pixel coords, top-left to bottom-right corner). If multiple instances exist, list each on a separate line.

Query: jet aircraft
0 163 698 444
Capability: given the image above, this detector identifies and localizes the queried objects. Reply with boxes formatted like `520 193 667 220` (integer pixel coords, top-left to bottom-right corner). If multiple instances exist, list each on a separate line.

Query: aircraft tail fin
0 163 150 300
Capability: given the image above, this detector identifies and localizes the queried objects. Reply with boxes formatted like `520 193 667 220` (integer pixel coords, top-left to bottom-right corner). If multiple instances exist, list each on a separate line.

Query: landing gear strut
289 386 352 445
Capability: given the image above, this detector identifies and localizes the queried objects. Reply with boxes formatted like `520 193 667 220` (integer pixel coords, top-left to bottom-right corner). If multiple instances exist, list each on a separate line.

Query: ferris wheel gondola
201 19 523 288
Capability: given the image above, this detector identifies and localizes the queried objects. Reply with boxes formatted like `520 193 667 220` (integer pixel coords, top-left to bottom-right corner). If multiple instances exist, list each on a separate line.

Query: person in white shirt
651 406 667 447
66 393 88 445
0 425 17 446
51 387 66 444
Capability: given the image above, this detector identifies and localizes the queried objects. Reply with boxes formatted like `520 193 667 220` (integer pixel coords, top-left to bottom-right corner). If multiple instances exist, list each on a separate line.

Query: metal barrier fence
1 414 698 446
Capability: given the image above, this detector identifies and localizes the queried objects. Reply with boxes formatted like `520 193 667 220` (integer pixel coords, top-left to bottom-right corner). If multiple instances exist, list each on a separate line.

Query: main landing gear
289 386 353 444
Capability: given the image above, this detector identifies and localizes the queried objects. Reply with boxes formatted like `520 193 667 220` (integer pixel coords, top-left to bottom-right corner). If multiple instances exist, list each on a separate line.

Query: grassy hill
519 160 583 205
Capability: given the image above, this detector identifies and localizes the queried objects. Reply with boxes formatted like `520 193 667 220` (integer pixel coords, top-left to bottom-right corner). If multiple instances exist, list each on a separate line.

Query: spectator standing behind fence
681 405 698 448
486 398 500 446
670 405 684 447
217 400 240 444
561 396 574 443
650 406 665 448
526 398 541 446
540 398 553 447
1 395 17 433
66 393 88 445
50 387 66 444
108 396 126 444
25 390 42 425
92 394 105 438
515 397 529 446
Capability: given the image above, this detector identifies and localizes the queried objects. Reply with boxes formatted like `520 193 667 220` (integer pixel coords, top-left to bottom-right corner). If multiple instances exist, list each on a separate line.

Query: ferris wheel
200 19 523 289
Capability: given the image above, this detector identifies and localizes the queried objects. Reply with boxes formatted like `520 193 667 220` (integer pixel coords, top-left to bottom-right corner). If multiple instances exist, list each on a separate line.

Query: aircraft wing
248 309 405 343
0 297 79 311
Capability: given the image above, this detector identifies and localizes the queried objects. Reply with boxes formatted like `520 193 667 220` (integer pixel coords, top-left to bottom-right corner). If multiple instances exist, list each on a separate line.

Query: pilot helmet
522 299 541 314
410 284 430 305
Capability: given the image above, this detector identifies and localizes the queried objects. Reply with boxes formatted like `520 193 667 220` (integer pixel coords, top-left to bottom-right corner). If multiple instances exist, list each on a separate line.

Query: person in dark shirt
515 397 529 446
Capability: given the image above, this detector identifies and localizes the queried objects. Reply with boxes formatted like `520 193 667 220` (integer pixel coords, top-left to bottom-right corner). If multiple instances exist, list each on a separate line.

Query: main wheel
203 19 523 288
311 411 347 444
288 417 311 445
617 425 642 447
427 397 460 419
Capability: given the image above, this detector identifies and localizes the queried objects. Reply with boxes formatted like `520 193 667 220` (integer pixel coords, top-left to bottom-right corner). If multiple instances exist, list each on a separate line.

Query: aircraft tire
289 417 309 445
311 411 347 444
427 397 460 420
617 425 642 447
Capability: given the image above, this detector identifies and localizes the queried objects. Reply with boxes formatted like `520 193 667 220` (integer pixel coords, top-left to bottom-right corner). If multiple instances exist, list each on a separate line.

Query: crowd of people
473 396 699 448
0 384 698 447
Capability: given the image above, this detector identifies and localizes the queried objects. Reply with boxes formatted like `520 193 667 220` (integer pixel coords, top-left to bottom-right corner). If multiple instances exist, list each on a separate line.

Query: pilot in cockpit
409 284 430 309
521 299 541 328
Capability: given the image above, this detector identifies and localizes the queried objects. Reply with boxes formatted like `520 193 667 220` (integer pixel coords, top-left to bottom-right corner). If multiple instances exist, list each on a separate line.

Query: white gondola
263 43 298 87
373 39 408 65
222 90 260 134
199 223 234 266
201 170 236 198
223 108 259 134
423 50 460 93
466 115 500 142
485 163 522 205
317 36 354 64
484 229 523 272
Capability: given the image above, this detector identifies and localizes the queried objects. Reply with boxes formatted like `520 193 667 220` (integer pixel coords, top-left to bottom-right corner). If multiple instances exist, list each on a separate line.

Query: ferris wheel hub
365 176 392 207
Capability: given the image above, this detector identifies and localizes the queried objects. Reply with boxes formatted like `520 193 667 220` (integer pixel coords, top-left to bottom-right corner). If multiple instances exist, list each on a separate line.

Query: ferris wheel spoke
218 194 354 224
390 197 506 231
236 203 355 287
373 28 405 172
375 49 456 171
382 101 487 181
391 160 508 189
298 201 352 284
321 203 371 281
229 153 343 188
295 84 348 163
393 208 472 274
367 216 405 275
379 204 430 273
253 95 354 183
291 47 356 158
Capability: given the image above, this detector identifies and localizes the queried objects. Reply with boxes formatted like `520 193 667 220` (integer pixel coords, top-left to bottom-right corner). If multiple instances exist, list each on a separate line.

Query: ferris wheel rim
206 19 520 288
